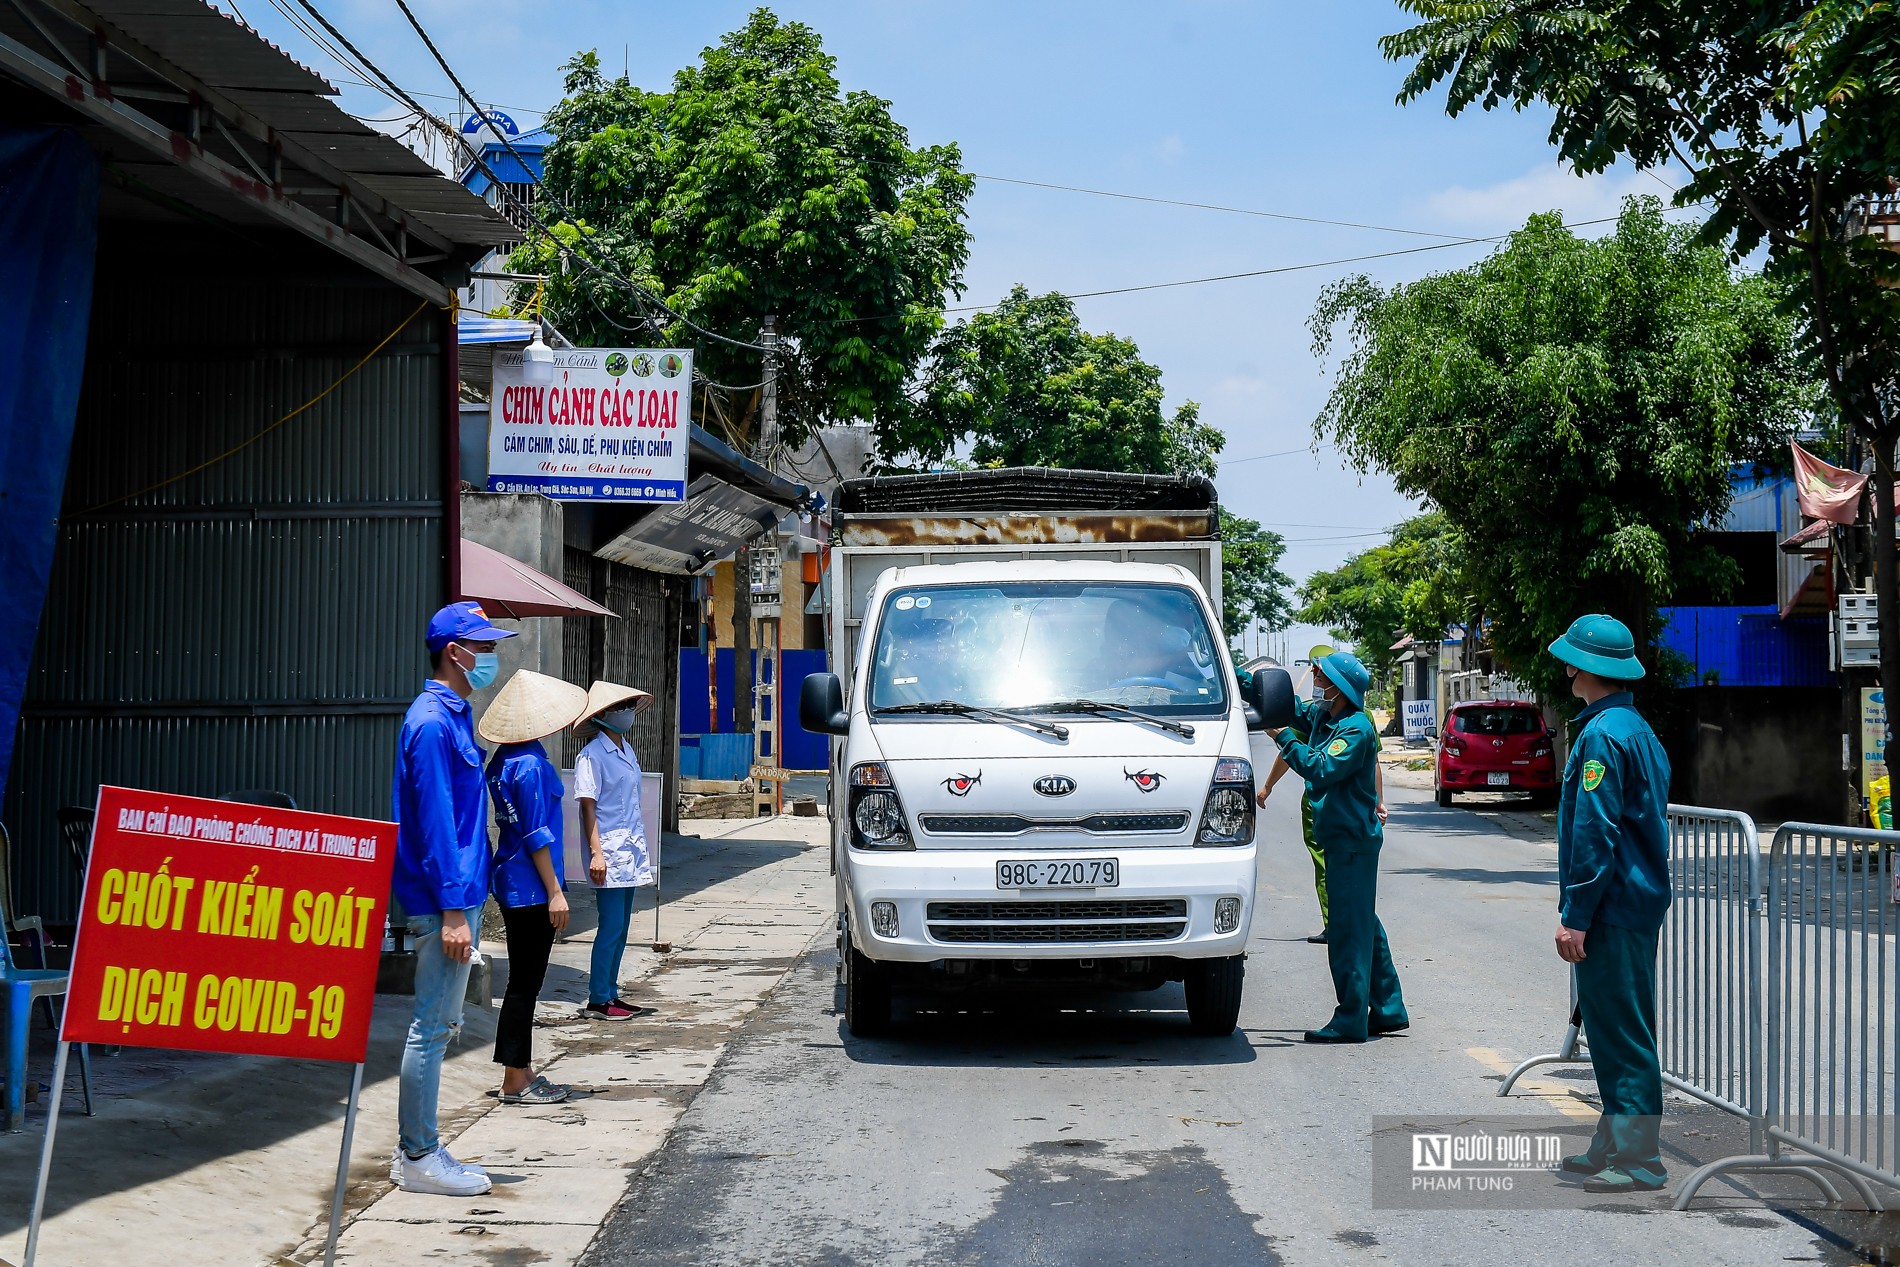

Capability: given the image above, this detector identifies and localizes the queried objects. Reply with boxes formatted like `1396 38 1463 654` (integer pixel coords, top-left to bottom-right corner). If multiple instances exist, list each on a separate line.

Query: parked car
1435 699 1557 808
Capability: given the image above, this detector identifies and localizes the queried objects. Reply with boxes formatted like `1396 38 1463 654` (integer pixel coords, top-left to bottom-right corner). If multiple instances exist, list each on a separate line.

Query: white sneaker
440 1146 489 1180
393 1145 493 1196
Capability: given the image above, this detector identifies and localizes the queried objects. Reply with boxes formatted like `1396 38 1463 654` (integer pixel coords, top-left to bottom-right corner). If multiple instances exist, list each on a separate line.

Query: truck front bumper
843 844 1257 964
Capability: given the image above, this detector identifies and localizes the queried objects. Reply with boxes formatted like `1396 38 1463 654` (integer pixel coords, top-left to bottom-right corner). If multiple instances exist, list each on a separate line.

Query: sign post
25 786 396 1267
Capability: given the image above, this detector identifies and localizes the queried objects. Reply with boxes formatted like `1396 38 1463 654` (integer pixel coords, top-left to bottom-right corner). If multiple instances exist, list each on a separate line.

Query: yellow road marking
1466 1045 1600 1123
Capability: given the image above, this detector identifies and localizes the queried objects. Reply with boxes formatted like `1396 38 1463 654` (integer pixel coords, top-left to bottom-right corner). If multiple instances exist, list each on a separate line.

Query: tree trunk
733 544 755 736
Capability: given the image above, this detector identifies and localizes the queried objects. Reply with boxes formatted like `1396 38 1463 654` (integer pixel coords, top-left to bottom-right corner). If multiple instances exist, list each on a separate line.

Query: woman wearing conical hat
572 680 657 1021
478 669 588 1104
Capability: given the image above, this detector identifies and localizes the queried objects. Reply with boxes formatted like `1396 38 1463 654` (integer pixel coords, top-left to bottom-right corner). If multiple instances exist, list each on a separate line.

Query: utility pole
732 317 778 753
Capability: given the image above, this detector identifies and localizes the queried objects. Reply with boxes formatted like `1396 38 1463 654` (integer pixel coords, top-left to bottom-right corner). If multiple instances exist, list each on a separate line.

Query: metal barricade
1499 806 1761 1115
1499 806 1871 1209
1679 823 1900 1208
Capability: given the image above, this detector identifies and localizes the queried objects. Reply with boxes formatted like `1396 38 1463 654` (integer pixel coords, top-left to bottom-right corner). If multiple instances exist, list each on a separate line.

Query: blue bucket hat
1548 614 1645 681
1315 650 1371 710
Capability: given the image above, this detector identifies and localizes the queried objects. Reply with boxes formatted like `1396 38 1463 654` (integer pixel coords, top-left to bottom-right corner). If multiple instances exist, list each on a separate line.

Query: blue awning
458 314 536 345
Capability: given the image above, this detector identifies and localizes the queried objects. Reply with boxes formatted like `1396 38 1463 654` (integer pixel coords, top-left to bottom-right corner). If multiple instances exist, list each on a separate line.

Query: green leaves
509 10 973 445
895 285 1226 478
1309 199 1813 700
1297 513 1473 686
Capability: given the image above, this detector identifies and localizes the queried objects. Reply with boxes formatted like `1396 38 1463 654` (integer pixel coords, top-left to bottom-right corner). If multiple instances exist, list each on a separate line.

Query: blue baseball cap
426 601 517 652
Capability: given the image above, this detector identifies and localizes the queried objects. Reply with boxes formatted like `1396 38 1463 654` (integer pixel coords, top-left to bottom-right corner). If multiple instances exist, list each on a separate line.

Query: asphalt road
583 784 1890 1266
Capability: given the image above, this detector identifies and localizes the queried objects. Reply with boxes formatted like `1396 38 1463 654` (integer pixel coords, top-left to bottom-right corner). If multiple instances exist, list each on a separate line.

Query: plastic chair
0 851 92 1132
56 806 94 892
0 825 57 1031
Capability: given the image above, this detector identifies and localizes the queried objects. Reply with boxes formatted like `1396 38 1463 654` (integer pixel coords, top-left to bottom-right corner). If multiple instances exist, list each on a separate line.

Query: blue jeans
590 887 636 1006
399 907 481 1158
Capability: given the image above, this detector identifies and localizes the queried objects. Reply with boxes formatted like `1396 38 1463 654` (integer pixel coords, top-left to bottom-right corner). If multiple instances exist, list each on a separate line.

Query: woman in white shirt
572 680 656 1020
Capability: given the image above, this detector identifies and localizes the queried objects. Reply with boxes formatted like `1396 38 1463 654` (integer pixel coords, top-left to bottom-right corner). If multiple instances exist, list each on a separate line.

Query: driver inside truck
1102 598 1212 697
882 609 968 705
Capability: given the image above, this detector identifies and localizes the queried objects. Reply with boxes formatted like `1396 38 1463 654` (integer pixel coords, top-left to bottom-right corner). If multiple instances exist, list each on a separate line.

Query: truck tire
1185 955 1245 1036
845 945 892 1037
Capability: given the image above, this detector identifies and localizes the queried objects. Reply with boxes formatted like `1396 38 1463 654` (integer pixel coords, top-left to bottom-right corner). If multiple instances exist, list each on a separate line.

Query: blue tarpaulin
0 128 100 793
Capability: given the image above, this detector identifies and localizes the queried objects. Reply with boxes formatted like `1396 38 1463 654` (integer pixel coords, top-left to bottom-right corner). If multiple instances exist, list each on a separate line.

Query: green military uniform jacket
1557 692 1673 932
1275 698 1383 853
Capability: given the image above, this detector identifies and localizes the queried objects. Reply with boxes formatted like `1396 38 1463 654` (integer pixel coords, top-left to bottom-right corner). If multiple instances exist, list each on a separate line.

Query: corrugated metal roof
2 0 513 250
93 0 335 94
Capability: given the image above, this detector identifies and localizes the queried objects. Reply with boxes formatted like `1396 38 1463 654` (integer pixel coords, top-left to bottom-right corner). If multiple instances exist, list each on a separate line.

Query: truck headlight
848 762 913 850
1197 758 1255 846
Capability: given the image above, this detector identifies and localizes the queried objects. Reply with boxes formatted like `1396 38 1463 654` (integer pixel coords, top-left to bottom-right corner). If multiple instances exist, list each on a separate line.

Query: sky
231 0 1683 660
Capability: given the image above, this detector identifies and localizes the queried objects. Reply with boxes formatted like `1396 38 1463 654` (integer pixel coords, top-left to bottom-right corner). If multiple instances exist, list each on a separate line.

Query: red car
1435 700 1557 808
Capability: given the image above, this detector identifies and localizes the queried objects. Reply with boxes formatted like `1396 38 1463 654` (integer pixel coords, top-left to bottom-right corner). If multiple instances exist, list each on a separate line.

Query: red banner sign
62 786 397 1063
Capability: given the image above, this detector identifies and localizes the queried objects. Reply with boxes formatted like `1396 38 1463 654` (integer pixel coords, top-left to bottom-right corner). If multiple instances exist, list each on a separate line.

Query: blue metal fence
1658 606 1834 688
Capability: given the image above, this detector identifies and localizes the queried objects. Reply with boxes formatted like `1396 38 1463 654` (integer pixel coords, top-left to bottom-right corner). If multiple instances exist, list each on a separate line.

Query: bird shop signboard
488 346 694 503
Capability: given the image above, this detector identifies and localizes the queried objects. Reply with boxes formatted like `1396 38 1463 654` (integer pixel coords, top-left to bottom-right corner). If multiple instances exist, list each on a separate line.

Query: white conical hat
576 679 655 727
478 670 589 744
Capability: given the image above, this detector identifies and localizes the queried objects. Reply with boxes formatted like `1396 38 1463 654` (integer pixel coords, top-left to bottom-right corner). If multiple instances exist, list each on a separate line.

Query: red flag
1792 442 1867 524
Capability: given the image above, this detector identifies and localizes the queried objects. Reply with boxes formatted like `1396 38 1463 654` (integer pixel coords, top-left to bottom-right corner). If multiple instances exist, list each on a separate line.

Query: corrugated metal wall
5 229 447 920
563 547 683 832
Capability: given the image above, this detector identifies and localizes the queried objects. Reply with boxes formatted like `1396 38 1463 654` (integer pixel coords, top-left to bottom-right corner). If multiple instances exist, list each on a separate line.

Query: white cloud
1420 162 1686 237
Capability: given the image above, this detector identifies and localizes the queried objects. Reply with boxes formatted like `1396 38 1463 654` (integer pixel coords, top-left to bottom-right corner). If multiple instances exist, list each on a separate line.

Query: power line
380 0 775 356
1218 445 1313 467
972 173 1477 241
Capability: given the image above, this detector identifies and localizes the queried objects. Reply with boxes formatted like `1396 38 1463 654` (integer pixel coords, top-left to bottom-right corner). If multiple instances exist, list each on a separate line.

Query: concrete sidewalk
0 816 833 1267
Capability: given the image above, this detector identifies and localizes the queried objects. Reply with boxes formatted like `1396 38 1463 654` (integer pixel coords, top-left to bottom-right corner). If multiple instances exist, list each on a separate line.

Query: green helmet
1548 614 1645 681
1315 650 1371 709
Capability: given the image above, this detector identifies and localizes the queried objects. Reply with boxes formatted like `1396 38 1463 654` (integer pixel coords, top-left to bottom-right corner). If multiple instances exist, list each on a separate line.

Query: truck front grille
918 812 1190 836
925 899 1188 944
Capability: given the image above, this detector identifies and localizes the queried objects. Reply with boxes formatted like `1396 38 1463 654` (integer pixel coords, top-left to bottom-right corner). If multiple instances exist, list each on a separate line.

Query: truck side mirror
1245 667 1297 731
800 672 850 736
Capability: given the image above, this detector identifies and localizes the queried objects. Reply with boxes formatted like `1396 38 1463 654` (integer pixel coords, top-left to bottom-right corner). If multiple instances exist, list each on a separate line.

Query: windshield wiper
874 699 1070 740
1023 698 1196 739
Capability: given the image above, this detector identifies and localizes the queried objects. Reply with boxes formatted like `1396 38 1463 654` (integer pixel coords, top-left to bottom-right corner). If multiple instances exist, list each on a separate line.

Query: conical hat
478 670 589 744
576 679 655 727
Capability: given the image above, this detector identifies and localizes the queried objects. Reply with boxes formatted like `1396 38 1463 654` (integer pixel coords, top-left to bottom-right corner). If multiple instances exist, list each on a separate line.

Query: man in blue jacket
390 601 515 1196
1548 614 1673 1193
1271 650 1408 1043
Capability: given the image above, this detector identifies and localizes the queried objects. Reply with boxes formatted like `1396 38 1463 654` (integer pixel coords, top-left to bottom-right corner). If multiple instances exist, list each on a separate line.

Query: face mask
461 648 500 691
597 707 636 733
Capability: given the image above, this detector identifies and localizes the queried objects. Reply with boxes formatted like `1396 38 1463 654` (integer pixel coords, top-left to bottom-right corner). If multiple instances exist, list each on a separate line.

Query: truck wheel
1435 786 1453 808
845 945 892 1037
1184 955 1245 1036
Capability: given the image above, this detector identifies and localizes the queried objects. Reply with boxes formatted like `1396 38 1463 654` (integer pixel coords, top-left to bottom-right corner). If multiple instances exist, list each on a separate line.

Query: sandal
500 1075 570 1105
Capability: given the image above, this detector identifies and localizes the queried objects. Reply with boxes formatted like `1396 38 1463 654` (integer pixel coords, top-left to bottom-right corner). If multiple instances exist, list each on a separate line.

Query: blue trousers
590 886 637 1006
1576 922 1666 1184
399 907 481 1158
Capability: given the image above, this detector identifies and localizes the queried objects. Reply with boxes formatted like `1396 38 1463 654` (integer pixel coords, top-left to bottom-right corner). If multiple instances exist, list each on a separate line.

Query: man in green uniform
1548 614 1673 1192
1270 650 1409 1043
1258 645 1337 943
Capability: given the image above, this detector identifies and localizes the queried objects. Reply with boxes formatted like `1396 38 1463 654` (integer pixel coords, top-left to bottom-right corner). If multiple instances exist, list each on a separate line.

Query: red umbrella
459 538 616 619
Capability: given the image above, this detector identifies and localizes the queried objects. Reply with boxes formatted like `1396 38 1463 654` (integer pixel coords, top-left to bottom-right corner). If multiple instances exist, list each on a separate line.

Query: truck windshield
866 581 1228 717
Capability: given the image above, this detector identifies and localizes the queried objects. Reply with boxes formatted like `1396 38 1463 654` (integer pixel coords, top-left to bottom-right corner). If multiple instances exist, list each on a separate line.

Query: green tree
1384 0 1900 703
512 10 974 446
895 285 1288 639
1221 508 1296 641
896 285 1225 475
1296 514 1473 688
1309 200 1813 702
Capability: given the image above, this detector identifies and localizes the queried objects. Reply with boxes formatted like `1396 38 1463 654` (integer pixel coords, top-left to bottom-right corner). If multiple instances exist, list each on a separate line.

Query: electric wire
377 0 775 356
81 299 431 514
970 173 1478 240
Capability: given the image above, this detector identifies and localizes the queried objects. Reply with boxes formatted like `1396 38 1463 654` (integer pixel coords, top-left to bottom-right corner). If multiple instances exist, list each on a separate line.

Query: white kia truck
799 469 1291 1036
